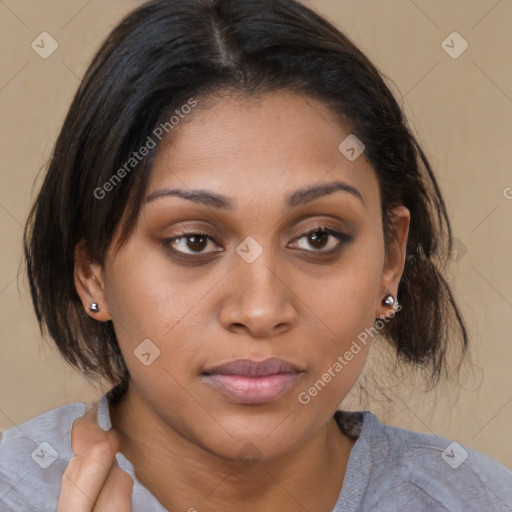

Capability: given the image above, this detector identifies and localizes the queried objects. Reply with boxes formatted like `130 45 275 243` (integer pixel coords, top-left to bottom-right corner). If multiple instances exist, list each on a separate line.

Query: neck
110 384 355 512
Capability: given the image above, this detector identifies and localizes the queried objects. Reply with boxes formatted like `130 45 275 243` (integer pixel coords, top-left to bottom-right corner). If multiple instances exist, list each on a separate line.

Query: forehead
148 91 379 212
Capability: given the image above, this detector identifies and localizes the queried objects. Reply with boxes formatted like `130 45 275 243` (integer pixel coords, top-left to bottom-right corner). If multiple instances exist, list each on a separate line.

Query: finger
58 405 128 512
71 405 121 456
58 457 133 512
95 462 134 512
57 439 117 512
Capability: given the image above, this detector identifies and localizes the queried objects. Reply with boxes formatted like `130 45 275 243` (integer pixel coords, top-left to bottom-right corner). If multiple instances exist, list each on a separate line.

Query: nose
218 249 298 338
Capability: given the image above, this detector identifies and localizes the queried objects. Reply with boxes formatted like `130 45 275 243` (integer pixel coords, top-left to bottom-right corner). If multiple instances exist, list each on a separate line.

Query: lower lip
203 373 302 404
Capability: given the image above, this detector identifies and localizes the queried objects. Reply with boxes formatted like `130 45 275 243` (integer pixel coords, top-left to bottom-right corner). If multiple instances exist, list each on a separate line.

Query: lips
201 357 304 405
203 357 302 377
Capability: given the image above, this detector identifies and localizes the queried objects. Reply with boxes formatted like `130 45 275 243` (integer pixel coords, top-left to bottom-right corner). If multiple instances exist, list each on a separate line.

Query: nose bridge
237 239 286 304
219 238 297 335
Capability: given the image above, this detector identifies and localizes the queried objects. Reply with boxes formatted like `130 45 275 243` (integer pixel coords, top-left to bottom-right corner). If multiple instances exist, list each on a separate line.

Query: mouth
201 357 305 405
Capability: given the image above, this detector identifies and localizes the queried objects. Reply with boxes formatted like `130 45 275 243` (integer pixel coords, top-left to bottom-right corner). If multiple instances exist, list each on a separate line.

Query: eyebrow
145 180 364 209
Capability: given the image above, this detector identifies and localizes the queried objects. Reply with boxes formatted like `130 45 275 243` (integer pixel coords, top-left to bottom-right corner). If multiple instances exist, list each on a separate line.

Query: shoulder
0 402 87 512
361 411 512 511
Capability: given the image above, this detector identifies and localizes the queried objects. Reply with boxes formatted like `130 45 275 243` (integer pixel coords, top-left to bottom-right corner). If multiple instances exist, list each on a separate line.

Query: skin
70 91 410 511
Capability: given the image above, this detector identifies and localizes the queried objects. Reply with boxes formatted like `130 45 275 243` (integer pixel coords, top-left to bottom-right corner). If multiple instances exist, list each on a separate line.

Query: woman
1 0 510 510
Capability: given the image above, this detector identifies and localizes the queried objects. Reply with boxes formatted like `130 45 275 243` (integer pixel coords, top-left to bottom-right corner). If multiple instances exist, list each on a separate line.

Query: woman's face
81 91 409 461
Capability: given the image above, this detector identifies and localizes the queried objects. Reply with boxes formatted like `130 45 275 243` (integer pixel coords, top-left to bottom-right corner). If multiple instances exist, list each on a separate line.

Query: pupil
188 235 207 252
309 231 327 249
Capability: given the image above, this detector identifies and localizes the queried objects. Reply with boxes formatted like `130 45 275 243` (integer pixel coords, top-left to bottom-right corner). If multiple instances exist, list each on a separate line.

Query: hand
57 403 133 511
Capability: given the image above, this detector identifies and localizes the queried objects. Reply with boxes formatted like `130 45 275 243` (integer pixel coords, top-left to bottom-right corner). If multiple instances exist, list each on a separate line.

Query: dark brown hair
24 0 468 390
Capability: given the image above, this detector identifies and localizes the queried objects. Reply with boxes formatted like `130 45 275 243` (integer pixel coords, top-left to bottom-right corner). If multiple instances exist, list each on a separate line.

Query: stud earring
382 294 395 307
89 302 100 313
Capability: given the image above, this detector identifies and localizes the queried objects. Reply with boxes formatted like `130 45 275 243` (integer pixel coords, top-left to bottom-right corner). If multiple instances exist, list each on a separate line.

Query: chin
189 411 308 463
203 431 301 465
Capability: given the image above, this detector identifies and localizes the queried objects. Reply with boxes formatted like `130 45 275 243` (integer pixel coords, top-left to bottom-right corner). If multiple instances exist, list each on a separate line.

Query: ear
74 241 112 322
376 205 410 318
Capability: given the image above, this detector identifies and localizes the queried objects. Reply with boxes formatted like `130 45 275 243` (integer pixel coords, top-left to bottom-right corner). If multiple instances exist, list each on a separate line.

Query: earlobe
74 242 112 322
376 206 410 318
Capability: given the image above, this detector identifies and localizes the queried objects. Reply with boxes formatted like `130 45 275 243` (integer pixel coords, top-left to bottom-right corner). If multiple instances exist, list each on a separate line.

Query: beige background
0 0 511 469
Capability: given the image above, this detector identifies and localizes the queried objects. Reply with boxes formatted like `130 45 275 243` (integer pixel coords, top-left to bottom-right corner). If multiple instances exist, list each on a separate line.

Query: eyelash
162 225 351 259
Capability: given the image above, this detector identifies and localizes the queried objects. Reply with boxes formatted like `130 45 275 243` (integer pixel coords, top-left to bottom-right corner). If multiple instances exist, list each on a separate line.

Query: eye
163 225 351 259
290 226 350 253
163 231 223 255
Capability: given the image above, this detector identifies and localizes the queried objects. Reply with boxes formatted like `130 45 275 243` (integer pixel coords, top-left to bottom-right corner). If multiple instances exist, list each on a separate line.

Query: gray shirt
1 390 511 511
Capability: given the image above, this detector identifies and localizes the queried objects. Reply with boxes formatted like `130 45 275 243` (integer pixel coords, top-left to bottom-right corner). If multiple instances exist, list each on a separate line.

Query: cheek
309 231 383 335
293 232 383 398
103 244 207 376
105 239 191 331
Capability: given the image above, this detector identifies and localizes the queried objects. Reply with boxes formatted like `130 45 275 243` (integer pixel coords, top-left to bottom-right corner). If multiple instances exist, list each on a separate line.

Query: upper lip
202 357 303 377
